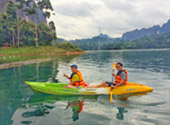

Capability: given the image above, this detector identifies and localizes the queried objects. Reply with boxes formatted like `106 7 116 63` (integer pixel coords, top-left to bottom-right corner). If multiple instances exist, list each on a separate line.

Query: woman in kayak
89 62 128 88
63 64 88 88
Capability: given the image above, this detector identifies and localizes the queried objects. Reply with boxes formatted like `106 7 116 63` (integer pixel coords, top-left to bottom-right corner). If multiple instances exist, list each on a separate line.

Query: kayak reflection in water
64 100 84 121
63 64 88 89
116 107 128 120
88 62 128 89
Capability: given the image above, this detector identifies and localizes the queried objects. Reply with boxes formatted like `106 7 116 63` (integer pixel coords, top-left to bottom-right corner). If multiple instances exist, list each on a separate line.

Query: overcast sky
50 0 170 40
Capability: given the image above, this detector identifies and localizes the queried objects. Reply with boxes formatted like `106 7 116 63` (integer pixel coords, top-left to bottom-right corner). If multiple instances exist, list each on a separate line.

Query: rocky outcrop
122 19 170 40
0 0 9 13
161 19 170 34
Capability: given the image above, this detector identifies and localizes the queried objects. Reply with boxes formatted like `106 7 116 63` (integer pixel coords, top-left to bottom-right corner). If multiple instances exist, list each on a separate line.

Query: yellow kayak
106 82 153 95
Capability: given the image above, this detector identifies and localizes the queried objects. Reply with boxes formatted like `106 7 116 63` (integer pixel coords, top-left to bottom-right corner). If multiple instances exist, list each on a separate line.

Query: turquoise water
0 49 170 125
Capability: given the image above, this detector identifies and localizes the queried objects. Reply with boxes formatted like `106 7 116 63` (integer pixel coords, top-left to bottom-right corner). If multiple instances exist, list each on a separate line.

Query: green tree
37 0 54 19
24 0 55 47
0 13 10 46
49 21 57 45
38 23 53 46
6 1 17 46
25 6 38 47
19 20 35 46
16 0 25 48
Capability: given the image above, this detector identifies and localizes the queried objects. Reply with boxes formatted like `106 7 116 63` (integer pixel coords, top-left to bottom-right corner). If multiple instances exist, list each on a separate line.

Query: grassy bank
0 46 84 64
0 46 83 56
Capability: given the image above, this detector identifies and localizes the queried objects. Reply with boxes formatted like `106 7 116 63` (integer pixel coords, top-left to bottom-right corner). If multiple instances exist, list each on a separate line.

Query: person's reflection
116 107 128 120
64 100 84 121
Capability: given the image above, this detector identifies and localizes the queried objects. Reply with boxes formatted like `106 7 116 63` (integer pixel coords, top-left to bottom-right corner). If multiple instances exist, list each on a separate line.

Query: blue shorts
106 82 116 87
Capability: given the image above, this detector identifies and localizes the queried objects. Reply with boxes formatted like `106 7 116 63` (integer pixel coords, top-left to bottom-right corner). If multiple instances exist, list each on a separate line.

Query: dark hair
117 62 123 67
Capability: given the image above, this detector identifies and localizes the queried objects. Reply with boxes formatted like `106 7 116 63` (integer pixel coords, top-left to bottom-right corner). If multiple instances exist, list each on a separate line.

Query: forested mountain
102 33 170 50
71 32 170 50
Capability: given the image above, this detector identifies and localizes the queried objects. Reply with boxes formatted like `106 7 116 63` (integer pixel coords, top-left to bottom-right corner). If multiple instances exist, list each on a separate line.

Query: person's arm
69 81 75 85
64 101 71 110
64 73 70 79
112 73 116 77
111 79 125 88
68 74 80 85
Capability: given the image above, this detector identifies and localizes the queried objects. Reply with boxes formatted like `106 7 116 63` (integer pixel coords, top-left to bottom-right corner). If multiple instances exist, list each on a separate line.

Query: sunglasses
116 66 121 68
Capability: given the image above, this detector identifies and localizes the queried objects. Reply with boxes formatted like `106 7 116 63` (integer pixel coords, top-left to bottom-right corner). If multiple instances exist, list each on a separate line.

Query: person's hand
63 73 67 77
111 84 116 88
112 73 115 77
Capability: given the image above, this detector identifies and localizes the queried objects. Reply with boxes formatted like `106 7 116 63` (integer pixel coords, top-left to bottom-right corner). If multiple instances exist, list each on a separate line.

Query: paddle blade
110 91 113 102
112 62 116 70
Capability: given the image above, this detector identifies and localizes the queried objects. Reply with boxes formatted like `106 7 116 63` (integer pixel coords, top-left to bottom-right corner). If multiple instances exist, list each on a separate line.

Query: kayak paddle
110 62 116 102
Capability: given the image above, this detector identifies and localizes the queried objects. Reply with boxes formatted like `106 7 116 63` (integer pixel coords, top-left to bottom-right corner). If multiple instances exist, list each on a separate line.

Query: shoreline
0 58 53 69
0 51 85 69
0 46 85 69
0 51 85 57
85 48 170 52
0 46 85 57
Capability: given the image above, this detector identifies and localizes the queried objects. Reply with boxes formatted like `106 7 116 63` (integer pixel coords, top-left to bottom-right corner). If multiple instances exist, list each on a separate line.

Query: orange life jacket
70 71 85 87
115 69 128 85
78 101 84 113
70 100 84 113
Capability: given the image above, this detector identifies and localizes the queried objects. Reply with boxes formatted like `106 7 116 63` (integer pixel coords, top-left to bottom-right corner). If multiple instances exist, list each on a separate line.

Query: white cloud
49 0 170 40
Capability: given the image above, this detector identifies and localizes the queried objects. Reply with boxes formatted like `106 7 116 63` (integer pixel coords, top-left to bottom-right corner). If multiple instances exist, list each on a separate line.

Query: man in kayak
64 100 84 121
63 64 87 88
89 62 128 88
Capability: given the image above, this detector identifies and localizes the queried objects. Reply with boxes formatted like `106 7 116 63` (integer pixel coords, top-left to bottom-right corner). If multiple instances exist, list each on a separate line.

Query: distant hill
102 32 170 50
69 32 170 50
70 33 125 50
57 38 66 43
71 33 113 43
122 19 170 40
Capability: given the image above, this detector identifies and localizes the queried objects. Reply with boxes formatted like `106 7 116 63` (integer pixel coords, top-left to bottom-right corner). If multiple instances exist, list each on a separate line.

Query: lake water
0 49 170 125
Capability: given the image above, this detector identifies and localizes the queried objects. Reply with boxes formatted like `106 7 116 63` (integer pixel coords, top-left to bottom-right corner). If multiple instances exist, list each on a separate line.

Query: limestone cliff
0 0 46 24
